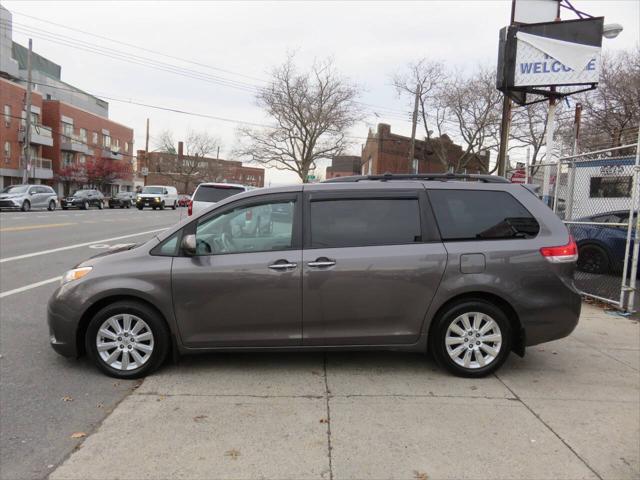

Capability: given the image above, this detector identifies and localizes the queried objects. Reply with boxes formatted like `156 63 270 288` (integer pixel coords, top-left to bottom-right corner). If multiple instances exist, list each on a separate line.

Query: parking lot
1 208 638 480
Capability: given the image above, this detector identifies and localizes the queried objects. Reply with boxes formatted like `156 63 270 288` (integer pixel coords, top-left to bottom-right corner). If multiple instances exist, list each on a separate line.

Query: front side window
310 198 422 248
195 200 295 255
428 189 540 240
590 176 632 198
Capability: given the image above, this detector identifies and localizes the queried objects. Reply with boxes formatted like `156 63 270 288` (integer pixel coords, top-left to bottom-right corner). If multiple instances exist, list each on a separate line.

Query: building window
411 158 419 174
62 151 75 166
79 128 87 143
61 122 74 139
78 154 86 164
3 141 10 159
92 132 99 144
124 141 129 153
103 135 111 148
589 176 632 198
3 105 11 127
114 138 120 149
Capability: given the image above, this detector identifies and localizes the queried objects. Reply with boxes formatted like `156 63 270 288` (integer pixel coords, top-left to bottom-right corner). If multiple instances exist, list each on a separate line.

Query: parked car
136 185 178 210
178 194 191 207
570 210 637 275
0 184 58 212
48 173 581 380
108 192 135 209
189 182 249 216
61 190 104 210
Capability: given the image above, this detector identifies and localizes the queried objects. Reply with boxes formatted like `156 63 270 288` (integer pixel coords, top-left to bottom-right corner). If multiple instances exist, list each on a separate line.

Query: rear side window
310 199 422 248
428 190 539 240
194 185 245 203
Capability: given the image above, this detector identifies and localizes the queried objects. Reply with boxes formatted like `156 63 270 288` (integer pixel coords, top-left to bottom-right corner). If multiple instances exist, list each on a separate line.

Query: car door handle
268 261 297 271
307 258 336 268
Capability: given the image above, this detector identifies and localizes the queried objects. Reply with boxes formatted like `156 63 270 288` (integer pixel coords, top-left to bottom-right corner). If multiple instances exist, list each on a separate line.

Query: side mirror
181 234 197 256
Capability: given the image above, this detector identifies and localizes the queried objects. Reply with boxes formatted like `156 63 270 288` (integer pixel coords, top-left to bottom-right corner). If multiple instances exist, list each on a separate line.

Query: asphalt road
0 206 185 480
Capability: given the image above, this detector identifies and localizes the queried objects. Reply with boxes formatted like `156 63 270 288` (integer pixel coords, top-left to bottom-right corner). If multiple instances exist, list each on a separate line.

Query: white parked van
136 185 178 210
189 182 249 216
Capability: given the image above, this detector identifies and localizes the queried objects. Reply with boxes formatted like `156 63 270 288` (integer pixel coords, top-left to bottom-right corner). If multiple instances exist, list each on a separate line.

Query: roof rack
323 173 511 184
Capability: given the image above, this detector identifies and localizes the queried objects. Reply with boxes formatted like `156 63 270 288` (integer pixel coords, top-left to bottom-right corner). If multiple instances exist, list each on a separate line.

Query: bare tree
443 66 503 173
154 130 222 193
392 59 449 167
578 48 640 151
235 56 362 182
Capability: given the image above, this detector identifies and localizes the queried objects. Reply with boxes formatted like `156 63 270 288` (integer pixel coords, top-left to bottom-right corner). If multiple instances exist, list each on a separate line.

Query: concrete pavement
50 303 639 480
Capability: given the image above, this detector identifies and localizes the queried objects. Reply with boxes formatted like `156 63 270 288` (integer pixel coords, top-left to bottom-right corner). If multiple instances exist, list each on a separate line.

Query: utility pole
22 38 33 183
143 118 149 186
408 83 420 173
497 0 516 178
216 146 220 160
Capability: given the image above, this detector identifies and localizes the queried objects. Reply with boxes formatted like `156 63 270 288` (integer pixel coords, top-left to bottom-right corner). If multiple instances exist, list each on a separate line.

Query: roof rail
323 173 510 184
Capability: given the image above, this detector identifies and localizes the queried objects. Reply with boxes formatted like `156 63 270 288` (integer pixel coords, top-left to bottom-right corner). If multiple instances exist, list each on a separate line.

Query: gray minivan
0 184 58 211
48 174 581 379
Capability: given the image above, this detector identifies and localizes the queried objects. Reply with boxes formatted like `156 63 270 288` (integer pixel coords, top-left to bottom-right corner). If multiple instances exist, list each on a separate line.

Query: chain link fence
507 139 639 312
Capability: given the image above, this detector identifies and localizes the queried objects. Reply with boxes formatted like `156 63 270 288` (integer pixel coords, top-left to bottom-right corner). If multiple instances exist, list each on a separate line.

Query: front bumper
136 197 162 207
47 286 82 357
0 199 22 208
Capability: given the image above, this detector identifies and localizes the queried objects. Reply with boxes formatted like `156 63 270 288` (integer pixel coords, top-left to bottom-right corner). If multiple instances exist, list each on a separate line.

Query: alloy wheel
96 314 155 371
445 312 502 369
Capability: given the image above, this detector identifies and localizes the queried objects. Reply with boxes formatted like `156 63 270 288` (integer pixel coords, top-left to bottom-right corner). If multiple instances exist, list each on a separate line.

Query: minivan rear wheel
430 299 511 378
86 301 170 379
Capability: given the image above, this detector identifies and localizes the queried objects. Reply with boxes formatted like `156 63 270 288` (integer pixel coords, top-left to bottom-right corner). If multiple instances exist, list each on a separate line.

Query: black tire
97 201 103 210
171 201 177 210
85 300 170 379
48 200 56 211
152 206 157 210
62 206 68 210
577 244 610 275
137 205 144 210
160 201 165 211
109 205 115 209
82 201 89 210
430 299 512 378
21 200 30 212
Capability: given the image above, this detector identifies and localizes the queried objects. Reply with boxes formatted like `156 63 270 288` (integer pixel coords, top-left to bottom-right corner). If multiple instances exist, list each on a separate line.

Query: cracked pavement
49 303 639 480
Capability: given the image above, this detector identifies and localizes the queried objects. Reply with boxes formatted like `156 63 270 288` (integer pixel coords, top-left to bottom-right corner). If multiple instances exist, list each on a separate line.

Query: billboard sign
497 17 604 95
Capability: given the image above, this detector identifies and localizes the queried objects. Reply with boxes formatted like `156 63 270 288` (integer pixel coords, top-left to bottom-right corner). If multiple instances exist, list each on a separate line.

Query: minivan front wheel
86 301 170 379
431 300 511 378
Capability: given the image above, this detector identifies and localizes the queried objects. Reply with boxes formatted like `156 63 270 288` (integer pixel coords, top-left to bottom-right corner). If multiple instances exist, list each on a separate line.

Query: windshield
1 185 28 194
72 190 90 197
193 185 244 203
117 192 130 198
142 187 164 194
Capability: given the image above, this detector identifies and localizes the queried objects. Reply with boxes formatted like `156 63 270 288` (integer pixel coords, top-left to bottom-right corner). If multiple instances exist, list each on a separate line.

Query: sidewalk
50 304 639 480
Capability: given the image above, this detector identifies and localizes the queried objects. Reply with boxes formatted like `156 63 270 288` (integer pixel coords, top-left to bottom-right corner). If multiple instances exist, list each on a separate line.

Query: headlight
155 197 161 202
61 266 93 285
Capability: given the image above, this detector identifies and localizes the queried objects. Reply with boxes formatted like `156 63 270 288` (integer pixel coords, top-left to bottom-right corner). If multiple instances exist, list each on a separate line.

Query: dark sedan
61 189 104 210
569 210 637 274
109 192 135 209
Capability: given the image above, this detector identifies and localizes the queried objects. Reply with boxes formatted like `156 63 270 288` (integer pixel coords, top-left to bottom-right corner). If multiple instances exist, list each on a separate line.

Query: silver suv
47 174 581 379
0 184 58 211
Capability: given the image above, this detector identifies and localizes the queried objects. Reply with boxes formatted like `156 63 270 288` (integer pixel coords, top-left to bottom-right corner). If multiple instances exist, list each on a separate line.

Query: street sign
141 167 149 176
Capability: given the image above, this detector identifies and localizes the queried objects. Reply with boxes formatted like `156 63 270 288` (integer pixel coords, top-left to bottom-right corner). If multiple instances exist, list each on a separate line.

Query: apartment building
0 77 54 188
325 155 362 179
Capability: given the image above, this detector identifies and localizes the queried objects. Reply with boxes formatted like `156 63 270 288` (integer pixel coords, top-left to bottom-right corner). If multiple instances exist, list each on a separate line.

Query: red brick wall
0 78 44 171
41 100 134 179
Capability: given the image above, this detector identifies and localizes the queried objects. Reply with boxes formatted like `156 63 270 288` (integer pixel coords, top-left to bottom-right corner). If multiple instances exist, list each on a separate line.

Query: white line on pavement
0 228 168 264
0 276 62 298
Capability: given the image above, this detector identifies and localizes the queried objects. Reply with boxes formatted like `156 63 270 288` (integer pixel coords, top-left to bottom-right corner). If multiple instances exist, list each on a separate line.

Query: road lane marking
0 227 168 264
0 276 62 298
0 223 75 232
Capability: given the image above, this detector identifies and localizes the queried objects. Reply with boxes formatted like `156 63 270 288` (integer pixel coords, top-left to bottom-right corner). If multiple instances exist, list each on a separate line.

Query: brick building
361 124 489 176
1 77 54 187
137 150 264 194
325 155 362 179
0 4 135 195
42 100 134 195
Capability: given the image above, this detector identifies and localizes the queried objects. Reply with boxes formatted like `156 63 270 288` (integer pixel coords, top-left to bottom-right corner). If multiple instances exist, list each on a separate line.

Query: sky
3 0 638 185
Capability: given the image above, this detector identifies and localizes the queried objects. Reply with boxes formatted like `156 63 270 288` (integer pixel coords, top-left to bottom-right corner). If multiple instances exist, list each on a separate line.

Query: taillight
540 236 578 263
187 200 193 216
245 210 253 221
